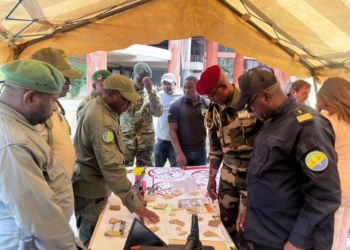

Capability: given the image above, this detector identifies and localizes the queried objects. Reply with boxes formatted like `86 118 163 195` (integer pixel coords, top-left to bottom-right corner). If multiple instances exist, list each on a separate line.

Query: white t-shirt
156 89 183 140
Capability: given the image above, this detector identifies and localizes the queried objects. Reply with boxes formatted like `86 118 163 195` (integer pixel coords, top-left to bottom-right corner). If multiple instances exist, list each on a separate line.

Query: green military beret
91 70 112 82
133 62 152 77
104 74 140 101
1 59 65 94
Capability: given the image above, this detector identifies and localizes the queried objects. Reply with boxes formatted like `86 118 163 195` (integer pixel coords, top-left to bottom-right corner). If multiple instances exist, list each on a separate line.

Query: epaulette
293 108 313 124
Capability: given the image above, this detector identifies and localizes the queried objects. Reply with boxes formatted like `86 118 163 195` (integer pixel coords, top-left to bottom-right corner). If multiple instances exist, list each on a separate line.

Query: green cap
92 70 112 82
1 59 65 94
30 47 82 79
104 74 140 101
133 62 152 77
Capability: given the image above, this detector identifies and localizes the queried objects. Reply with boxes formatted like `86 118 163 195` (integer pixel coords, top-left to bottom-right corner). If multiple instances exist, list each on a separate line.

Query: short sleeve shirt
168 95 209 151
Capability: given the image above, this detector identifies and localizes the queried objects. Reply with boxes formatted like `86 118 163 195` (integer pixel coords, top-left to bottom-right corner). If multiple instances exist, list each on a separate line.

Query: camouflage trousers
124 144 155 167
218 164 242 236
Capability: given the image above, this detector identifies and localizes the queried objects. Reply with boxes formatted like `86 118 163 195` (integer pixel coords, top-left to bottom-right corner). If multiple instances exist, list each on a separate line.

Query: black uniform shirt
244 96 341 250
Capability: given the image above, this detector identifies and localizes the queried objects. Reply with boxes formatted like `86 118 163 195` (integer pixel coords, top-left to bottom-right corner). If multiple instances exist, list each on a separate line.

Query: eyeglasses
206 84 221 99
246 91 264 112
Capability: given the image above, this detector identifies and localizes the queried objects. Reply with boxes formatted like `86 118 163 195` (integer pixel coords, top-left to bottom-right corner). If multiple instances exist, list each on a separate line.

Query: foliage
0 67 4 80
217 58 234 81
69 64 86 99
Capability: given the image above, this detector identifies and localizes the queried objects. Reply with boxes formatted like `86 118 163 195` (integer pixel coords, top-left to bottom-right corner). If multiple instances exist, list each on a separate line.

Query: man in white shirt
154 73 183 167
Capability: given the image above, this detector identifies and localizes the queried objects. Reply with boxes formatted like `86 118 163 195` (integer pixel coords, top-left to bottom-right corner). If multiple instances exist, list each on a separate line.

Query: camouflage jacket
76 91 99 120
120 88 163 145
206 87 263 178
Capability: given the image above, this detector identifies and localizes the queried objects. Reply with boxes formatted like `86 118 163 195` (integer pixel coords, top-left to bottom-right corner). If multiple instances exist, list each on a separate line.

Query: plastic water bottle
18 236 36 250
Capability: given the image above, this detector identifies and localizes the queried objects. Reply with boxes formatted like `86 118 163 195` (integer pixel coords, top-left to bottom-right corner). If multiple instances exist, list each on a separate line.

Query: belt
223 154 250 168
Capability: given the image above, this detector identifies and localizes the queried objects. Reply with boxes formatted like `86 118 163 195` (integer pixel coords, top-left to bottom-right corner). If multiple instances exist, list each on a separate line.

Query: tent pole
218 0 314 75
312 76 319 95
14 0 153 59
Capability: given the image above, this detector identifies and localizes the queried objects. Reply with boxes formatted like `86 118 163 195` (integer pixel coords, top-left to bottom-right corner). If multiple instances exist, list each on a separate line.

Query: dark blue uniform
244 96 341 250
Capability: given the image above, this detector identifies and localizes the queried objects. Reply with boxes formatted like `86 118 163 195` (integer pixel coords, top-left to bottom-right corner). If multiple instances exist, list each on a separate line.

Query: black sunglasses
246 91 264 112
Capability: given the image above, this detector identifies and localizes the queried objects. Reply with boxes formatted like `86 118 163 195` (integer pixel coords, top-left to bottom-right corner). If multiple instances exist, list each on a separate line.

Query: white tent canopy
1 0 350 83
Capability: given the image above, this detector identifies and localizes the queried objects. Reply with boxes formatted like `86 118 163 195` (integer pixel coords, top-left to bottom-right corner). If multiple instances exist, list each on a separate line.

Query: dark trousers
253 242 282 250
253 242 315 250
154 139 177 167
74 196 107 247
182 149 207 166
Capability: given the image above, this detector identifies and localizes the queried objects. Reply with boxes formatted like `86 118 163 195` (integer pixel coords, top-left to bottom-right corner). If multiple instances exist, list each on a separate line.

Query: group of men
195 65 340 250
0 46 342 250
0 47 210 249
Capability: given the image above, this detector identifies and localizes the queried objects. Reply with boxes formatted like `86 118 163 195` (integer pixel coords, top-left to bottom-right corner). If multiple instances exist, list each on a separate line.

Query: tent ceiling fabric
1 0 350 83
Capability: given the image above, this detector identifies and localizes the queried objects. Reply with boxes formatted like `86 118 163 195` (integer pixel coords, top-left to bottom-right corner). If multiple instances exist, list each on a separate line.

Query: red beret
195 65 221 95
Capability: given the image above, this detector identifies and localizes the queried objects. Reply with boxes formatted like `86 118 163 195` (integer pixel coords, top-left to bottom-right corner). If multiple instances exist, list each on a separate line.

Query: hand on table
236 206 246 232
142 77 153 93
207 176 217 200
176 152 187 169
135 204 159 224
284 241 304 250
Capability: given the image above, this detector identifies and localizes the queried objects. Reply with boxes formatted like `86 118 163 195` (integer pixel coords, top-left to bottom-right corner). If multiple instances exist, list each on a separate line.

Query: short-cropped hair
290 79 311 92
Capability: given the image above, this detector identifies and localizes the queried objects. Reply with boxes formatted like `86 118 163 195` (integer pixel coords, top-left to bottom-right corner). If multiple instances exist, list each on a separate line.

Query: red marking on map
148 168 185 180
152 181 173 196
191 170 220 184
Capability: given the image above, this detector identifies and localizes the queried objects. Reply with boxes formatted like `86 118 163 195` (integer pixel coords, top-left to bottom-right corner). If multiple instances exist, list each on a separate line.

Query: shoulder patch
305 151 328 171
293 108 313 124
102 131 114 143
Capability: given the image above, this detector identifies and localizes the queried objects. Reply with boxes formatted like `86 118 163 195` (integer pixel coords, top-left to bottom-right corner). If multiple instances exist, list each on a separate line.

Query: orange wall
168 40 182 87
86 51 107 93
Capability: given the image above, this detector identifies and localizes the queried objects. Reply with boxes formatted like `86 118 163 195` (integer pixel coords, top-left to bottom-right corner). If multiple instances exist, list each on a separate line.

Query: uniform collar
96 96 120 120
226 86 241 107
0 102 38 131
270 95 296 119
184 94 201 104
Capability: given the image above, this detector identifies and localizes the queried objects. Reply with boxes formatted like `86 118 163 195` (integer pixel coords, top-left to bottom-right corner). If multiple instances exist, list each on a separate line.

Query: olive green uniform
76 91 99 120
120 89 163 167
72 96 141 246
206 87 263 235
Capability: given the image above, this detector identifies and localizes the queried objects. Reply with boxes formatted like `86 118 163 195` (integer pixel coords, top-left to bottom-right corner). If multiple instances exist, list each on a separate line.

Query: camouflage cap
133 62 152 77
91 70 112 82
30 47 82 79
104 74 140 101
1 59 65 94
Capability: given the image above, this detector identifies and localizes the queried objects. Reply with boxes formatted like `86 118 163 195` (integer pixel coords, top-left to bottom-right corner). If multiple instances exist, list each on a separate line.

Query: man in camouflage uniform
195 65 263 237
120 62 163 167
76 69 112 119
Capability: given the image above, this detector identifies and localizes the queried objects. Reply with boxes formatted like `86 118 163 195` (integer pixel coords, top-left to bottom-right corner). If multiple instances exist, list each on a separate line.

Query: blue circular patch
305 151 328 171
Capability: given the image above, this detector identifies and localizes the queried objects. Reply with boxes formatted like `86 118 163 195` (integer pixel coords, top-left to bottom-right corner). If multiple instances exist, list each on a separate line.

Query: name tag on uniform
238 110 255 119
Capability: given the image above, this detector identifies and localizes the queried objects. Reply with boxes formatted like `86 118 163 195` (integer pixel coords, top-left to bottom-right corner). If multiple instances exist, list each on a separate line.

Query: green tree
0 67 4 80
69 64 86 99
217 58 234 81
